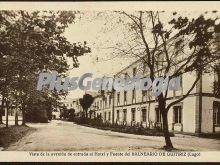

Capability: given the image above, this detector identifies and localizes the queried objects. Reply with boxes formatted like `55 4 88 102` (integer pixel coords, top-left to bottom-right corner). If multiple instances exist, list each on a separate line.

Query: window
105 97 107 108
180 75 183 88
155 107 162 123
125 72 128 79
109 95 111 107
173 106 182 124
124 91 127 104
117 92 120 105
214 69 220 97
142 109 147 122
100 100 102 109
132 89 136 103
142 90 148 102
214 108 220 125
213 101 220 125
123 109 127 122
131 108 136 121
173 75 183 97
142 90 147 97
116 110 120 121
104 112 107 120
133 67 137 77
108 112 111 121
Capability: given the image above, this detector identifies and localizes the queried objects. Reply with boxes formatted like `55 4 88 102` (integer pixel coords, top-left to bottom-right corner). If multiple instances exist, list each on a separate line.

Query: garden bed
73 118 174 137
199 132 220 140
0 125 36 149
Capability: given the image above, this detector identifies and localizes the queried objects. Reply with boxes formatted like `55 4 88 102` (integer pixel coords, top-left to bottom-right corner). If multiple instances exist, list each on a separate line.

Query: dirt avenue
4 120 220 151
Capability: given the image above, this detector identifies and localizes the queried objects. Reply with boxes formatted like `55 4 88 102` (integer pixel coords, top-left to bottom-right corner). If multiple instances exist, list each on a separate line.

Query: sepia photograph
0 1 220 163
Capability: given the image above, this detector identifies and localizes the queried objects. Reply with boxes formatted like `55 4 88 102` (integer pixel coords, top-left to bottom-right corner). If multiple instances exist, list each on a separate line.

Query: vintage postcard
0 1 219 163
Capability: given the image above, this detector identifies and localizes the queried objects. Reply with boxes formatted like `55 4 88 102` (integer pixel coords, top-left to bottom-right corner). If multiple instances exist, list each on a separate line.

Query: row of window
115 66 183 106
93 73 183 109
104 111 111 121
155 106 182 124
115 106 183 124
117 90 136 106
94 99 220 126
94 96 112 109
116 82 183 106
92 100 220 126
116 108 147 122
97 103 220 126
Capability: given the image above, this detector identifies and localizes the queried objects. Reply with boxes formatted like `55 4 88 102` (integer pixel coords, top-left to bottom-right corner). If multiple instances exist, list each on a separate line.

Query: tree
79 94 94 119
0 11 91 126
103 11 220 149
60 107 75 121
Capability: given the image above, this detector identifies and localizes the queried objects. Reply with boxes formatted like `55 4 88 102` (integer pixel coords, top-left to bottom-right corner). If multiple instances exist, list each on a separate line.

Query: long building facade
85 33 220 135
88 60 220 135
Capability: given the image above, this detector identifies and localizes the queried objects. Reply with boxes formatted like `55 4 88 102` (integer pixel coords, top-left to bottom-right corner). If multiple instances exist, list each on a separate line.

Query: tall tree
0 11 91 126
104 11 220 149
79 94 94 119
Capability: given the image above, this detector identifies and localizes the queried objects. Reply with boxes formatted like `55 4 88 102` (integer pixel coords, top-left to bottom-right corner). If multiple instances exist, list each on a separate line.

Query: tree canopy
0 11 91 124
101 11 220 149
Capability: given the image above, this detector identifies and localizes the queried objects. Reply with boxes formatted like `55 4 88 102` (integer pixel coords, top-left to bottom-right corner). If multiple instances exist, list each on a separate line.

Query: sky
63 12 134 99
62 11 219 99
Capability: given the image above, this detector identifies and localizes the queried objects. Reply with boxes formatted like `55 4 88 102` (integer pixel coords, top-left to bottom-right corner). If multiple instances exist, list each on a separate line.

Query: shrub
73 117 174 137
25 107 48 123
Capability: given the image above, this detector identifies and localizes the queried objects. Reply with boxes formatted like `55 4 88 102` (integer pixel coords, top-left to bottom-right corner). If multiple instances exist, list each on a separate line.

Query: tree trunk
0 100 3 124
0 114 2 124
15 110 18 126
21 103 26 126
162 111 173 150
5 100 9 128
0 94 5 124
158 94 174 150
15 101 19 126
85 108 88 119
